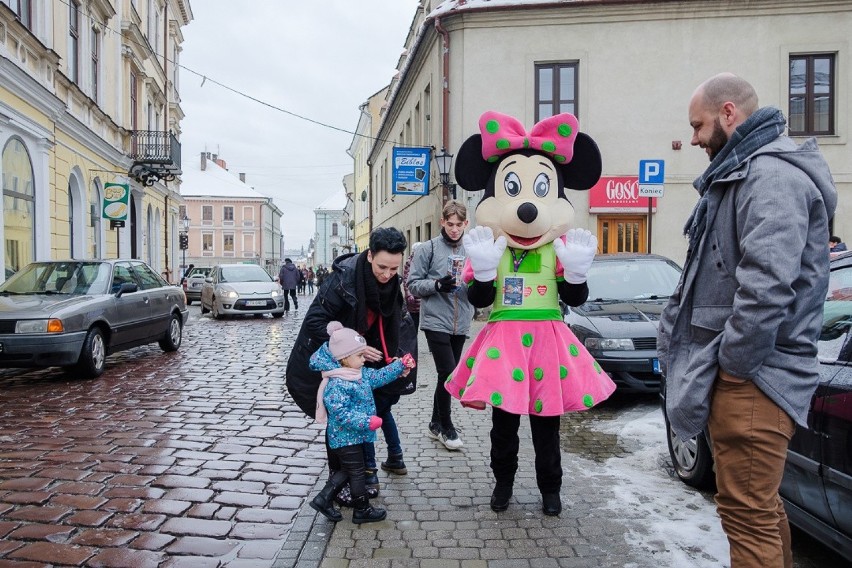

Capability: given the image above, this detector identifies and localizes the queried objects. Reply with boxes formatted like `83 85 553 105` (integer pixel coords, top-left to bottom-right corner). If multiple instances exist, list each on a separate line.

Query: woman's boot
352 494 386 524
380 453 407 475
310 472 347 522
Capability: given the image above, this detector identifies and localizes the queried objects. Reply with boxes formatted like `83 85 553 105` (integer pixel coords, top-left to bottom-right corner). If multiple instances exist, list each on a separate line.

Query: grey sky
179 1 419 250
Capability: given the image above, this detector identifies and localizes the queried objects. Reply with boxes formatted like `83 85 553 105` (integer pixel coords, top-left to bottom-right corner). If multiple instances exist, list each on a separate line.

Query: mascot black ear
453 134 493 192
559 133 602 191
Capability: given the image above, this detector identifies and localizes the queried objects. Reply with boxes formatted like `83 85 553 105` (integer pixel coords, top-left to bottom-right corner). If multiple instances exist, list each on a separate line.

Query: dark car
0 260 188 378
181 266 212 305
661 252 852 559
563 253 683 393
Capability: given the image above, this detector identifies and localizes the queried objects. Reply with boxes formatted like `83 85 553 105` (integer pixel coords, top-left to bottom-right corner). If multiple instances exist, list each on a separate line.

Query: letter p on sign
639 160 665 184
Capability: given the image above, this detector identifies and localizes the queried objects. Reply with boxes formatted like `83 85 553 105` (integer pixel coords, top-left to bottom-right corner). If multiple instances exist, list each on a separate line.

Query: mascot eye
534 173 550 197
504 172 521 196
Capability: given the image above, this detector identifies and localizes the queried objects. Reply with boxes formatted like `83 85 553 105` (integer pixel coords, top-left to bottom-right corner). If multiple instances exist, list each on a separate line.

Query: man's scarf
683 106 786 247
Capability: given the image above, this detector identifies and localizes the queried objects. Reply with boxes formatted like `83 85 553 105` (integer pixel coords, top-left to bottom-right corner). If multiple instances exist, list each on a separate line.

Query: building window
67 182 76 258
223 206 234 223
789 54 835 136
535 62 578 121
9 0 31 29
332 222 338 237
3 138 35 273
202 205 213 224
90 181 102 259
91 27 100 101
178 205 186 220
425 222 432 241
68 0 81 84
130 72 138 130
202 233 213 254
223 234 234 253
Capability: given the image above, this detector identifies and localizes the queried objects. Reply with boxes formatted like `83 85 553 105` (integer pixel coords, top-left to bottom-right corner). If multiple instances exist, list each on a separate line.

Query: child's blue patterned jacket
310 342 405 449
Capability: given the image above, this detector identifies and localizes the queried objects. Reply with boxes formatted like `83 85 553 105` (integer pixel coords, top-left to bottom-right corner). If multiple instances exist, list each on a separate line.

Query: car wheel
272 311 284 319
158 313 182 352
212 297 223 320
664 412 716 491
71 327 107 379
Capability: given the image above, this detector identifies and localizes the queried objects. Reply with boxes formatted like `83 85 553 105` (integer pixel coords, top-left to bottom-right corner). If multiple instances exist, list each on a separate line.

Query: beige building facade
0 0 191 282
348 86 388 253
368 0 851 266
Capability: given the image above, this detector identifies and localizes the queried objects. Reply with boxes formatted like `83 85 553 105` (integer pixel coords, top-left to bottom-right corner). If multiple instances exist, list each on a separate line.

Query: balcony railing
128 130 182 186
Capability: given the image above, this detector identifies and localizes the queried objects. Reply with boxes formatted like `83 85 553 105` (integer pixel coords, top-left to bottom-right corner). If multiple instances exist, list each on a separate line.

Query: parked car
0 260 188 378
661 251 852 559
200 263 286 319
182 266 212 305
563 253 683 393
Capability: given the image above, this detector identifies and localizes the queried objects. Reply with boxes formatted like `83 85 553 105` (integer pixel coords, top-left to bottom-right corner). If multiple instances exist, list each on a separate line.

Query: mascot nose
517 202 538 224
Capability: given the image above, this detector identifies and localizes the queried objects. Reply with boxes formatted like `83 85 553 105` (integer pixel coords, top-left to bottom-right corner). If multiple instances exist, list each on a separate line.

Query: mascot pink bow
479 111 580 164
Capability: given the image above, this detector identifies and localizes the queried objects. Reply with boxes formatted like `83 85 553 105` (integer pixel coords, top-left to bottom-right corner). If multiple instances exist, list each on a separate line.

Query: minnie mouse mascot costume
447 111 616 516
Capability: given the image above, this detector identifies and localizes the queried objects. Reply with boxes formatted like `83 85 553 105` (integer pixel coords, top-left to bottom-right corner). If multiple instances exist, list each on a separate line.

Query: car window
132 262 167 291
0 262 111 295
586 258 682 301
111 263 137 293
819 264 852 362
219 265 271 283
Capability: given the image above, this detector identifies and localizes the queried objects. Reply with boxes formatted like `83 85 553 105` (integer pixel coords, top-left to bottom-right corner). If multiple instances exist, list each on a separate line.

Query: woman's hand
362 346 384 363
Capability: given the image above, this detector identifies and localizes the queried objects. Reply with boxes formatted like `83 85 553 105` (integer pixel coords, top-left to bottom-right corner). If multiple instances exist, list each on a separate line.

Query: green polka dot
466 356 476 369
512 368 525 382
557 123 573 137
534 399 543 413
487 347 501 359
560 365 568 379
542 140 557 152
523 138 530 148
553 154 567 163
594 361 602 374
534 368 544 381
459 387 465 397
521 333 534 348
569 344 580 357
496 138 511 150
445 374 453 384
486 119 500 134
466 375 475 387
488 155 500 163
583 394 595 408
491 392 503 406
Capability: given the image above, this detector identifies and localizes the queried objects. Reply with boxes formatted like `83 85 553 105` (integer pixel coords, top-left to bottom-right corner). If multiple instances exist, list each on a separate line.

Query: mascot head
454 111 602 250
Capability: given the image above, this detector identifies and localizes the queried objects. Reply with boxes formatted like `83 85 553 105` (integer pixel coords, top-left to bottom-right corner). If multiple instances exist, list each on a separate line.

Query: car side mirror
115 282 138 297
205 277 213 283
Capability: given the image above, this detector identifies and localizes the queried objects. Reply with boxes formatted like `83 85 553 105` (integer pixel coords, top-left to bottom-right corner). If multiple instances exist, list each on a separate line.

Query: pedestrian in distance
308 321 415 524
307 267 316 294
829 235 847 254
659 73 837 568
278 258 300 311
401 242 423 331
407 201 475 451
286 227 411 503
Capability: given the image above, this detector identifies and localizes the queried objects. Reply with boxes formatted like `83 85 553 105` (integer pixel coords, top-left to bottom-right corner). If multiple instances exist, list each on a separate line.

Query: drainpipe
435 17 451 205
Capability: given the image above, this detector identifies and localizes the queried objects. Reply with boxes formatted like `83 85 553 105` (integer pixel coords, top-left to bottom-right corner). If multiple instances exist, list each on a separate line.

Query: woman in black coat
286 228 409 497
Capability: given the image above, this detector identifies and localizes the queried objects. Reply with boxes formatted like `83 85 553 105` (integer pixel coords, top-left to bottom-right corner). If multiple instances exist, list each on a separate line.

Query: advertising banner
103 183 130 227
392 147 430 196
589 176 656 213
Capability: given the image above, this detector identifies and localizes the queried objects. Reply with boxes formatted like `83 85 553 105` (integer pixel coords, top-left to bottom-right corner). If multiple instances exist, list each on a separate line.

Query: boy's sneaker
439 426 463 450
426 422 442 440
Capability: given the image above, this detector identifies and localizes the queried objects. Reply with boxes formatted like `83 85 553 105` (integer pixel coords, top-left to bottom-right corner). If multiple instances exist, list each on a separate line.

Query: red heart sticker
537 285 547 296
523 287 532 297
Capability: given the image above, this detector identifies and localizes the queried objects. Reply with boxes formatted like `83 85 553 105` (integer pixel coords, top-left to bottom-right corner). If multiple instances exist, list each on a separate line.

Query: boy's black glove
435 274 457 293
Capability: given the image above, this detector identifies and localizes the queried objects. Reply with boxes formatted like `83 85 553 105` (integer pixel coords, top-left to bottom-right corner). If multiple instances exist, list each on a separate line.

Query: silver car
200 264 286 319
0 260 189 378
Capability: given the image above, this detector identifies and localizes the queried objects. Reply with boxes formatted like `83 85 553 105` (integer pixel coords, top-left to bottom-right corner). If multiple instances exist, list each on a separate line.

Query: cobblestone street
0 300 847 567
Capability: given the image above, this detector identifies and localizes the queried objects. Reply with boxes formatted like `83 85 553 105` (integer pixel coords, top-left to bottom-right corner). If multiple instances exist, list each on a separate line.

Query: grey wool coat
658 137 837 439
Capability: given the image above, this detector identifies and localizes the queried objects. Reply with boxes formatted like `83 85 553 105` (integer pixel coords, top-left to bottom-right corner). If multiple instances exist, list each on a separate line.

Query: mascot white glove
553 228 597 284
462 225 507 283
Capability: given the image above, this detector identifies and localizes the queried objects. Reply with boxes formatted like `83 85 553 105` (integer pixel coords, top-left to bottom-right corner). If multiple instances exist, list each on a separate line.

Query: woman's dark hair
369 227 407 254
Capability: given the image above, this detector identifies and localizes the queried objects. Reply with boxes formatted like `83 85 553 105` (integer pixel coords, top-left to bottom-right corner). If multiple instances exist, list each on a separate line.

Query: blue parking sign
639 160 665 184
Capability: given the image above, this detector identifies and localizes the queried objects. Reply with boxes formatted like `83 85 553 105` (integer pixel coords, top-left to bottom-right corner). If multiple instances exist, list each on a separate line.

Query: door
597 216 646 254
109 262 151 347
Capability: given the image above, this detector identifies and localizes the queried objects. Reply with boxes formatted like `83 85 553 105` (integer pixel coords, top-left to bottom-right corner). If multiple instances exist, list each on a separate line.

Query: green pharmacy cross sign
103 183 130 228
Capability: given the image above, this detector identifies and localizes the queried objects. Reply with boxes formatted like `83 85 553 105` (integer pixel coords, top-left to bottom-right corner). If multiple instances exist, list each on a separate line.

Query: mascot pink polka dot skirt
444 319 616 416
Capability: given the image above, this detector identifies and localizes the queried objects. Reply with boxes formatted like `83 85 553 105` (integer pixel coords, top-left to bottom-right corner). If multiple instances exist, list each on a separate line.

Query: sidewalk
274 320 637 568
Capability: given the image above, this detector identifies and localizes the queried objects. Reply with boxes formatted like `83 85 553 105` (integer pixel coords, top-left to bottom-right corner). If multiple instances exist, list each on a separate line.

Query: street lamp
435 147 456 200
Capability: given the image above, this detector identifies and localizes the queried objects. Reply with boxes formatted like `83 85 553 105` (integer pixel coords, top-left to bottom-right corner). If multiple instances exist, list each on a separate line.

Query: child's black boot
310 472 347 522
352 495 386 524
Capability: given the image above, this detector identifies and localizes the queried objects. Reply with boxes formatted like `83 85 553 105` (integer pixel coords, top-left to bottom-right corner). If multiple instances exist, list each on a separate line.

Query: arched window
332 222 338 236
2 138 35 272
68 181 75 257
90 179 102 258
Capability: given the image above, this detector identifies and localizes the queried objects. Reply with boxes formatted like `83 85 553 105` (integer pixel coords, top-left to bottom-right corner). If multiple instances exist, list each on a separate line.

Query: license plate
191 282 202 288
652 358 661 374
245 300 267 307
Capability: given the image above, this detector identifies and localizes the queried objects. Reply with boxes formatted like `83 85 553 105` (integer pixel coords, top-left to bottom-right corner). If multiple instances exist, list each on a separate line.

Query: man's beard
706 118 729 161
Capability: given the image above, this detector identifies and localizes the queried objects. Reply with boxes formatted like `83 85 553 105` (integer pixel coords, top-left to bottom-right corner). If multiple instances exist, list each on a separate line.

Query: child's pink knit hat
327 321 367 360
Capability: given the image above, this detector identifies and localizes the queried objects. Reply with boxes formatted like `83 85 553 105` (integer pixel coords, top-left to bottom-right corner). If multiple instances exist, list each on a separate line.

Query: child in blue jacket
309 321 415 523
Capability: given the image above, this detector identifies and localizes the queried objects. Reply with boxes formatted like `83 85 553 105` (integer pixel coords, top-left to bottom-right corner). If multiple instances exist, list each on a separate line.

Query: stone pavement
275 320 644 568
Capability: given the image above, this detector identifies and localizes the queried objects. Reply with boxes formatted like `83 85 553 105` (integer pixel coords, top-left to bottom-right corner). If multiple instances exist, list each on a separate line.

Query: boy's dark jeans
424 330 467 429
